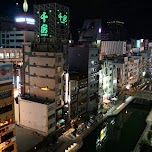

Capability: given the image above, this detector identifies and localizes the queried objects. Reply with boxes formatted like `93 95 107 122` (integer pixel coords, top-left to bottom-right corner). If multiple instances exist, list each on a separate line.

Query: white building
100 41 126 56
15 42 65 136
98 60 117 112
113 56 139 89
0 30 34 48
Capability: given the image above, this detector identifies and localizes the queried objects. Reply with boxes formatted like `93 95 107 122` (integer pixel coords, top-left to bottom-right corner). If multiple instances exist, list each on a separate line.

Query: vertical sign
40 12 48 36
57 10 68 25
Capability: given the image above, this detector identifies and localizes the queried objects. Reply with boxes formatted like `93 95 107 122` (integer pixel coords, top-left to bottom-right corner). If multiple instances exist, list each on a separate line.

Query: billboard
0 63 13 84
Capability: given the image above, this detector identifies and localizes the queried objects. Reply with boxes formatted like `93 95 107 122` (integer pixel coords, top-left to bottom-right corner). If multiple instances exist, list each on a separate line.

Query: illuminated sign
40 12 48 36
57 12 68 24
15 17 35 25
0 64 13 84
136 40 140 48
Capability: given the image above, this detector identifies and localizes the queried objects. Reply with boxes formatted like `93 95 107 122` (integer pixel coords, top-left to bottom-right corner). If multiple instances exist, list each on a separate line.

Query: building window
0 104 12 115
16 39 24 42
56 66 61 73
0 90 12 99
16 34 23 36
2 144 14 152
57 77 61 83
2 39 5 44
2 34 5 38
10 39 14 42
1 131 14 143
56 89 61 96
57 56 62 62
48 122 55 129
48 114 55 120
57 100 61 106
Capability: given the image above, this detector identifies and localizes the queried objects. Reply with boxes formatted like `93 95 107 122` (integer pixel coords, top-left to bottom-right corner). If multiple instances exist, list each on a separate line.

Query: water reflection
78 103 150 152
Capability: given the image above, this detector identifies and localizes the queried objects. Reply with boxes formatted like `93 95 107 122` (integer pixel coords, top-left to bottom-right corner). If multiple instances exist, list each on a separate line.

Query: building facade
98 60 117 112
0 30 34 48
0 63 17 152
19 42 65 135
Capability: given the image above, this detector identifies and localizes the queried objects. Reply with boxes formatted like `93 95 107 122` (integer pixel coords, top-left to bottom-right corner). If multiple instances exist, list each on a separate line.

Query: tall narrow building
0 62 17 152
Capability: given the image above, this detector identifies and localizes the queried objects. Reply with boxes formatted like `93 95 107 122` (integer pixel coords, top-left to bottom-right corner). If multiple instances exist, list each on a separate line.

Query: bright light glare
14 88 19 98
15 17 35 25
99 28 101 33
16 17 25 22
143 71 146 76
126 84 131 89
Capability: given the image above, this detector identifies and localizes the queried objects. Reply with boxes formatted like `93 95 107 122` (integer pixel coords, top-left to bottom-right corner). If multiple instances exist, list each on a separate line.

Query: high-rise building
0 30 34 48
79 19 111 46
0 62 17 152
34 3 69 50
67 46 99 112
106 20 127 40
18 42 65 135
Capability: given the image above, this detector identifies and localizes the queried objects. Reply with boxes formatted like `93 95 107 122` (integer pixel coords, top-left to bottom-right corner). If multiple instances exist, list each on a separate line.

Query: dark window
2 144 14 152
16 39 24 42
2 34 5 38
6 40 9 44
57 100 61 106
58 77 61 83
48 122 55 129
0 90 12 99
0 104 12 114
1 131 13 143
48 114 55 120
16 34 23 36
10 40 14 42
57 56 61 62
2 39 5 44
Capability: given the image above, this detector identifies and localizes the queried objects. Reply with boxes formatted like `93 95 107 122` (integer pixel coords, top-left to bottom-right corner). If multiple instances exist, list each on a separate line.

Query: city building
100 41 127 56
112 56 139 89
17 42 65 135
15 14 35 31
0 62 17 152
0 48 23 64
79 19 111 46
67 46 99 112
68 73 88 120
106 20 127 40
0 30 34 48
34 3 69 50
98 59 117 113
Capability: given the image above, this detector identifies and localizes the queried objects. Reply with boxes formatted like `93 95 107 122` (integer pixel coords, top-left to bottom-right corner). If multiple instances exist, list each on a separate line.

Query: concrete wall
20 99 49 135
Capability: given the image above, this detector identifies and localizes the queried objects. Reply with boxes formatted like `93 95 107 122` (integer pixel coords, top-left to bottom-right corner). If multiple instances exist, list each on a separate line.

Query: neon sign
40 12 48 36
58 12 67 24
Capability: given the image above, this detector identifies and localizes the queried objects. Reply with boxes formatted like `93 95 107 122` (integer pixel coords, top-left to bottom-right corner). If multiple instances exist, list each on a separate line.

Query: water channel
78 100 151 152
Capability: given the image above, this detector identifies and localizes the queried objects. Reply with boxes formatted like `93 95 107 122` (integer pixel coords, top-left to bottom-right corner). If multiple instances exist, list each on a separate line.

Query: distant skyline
2 0 152 39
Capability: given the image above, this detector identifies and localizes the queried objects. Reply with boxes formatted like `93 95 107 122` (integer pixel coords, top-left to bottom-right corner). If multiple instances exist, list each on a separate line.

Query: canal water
78 102 151 152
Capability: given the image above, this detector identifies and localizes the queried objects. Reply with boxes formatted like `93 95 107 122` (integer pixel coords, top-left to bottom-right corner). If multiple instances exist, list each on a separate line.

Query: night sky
2 0 152 39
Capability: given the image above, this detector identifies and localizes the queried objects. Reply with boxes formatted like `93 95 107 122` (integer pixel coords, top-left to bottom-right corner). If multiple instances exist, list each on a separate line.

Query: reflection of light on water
111 119 115 125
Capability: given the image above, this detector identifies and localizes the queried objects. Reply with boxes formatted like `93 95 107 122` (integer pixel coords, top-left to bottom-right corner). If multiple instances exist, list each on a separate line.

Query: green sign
40 12 48 36
58 12 67 24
